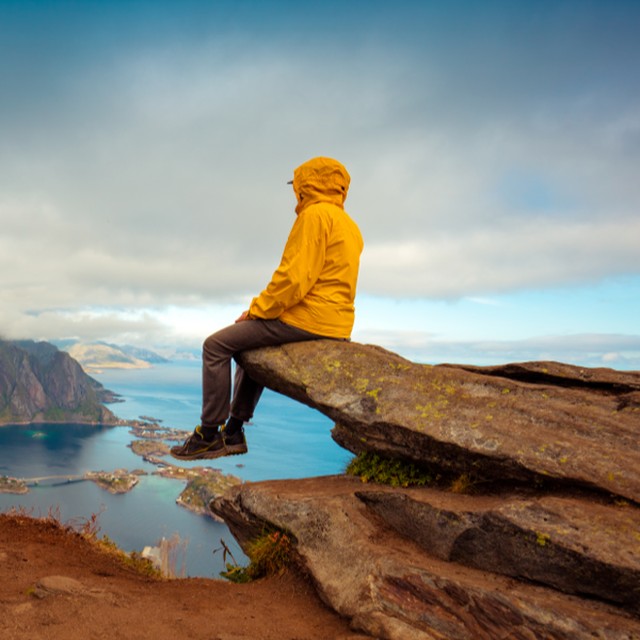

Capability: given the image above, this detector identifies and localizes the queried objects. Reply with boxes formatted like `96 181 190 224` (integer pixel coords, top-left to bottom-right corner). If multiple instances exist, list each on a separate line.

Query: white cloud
354 329 640 371
360 214 640 297
0 2 639 357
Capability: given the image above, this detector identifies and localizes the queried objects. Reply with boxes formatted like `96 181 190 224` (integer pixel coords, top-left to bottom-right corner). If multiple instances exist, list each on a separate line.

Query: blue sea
0 360 352 577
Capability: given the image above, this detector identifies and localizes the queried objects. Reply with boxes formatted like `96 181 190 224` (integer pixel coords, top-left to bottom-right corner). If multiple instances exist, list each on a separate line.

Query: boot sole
170 447 227 461
170 444 247 461
225 443 248 455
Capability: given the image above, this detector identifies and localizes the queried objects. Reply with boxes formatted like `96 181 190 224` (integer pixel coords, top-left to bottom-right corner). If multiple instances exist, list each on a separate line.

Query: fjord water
0 361 351 577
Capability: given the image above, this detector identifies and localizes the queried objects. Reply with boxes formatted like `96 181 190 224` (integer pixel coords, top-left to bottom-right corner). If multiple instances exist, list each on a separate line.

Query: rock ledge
212 341 640 639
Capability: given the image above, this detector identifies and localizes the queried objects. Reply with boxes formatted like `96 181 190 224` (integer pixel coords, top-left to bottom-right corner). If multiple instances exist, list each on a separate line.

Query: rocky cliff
212 340 640 640
0 340 118 425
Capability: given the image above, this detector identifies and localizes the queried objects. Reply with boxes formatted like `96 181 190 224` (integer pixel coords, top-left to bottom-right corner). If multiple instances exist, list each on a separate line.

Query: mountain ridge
0 339 118 426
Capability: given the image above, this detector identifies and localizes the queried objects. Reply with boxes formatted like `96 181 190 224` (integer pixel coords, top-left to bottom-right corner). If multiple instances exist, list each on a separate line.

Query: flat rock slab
212 476 640 640
33 575 87 598
451 360 640 395
32 575 114 602
357 488 640 614
237 341 640 502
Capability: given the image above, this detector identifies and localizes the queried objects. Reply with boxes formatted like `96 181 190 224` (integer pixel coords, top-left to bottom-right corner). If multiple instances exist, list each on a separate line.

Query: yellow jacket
249 157 363 339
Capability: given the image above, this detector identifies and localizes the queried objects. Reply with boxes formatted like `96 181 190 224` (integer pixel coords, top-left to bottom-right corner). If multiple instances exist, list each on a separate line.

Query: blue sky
1 0 639 368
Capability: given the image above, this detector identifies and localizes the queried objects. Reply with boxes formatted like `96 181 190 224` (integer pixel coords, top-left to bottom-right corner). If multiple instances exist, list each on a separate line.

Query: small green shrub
220 529 294 583
346 451 435 487
449 472 473 494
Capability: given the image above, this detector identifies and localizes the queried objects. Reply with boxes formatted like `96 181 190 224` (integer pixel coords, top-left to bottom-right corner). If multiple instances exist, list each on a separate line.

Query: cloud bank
1 1 638 363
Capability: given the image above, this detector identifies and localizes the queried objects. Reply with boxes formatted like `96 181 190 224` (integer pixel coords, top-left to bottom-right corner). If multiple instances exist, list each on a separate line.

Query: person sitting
171 156 363 461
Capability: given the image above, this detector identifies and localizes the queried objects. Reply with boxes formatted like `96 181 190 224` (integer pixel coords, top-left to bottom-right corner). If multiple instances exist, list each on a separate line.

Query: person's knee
203 333 222 356
203 326 238 360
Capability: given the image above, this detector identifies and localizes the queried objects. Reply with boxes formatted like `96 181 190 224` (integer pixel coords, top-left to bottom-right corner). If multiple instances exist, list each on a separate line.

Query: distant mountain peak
60 341 168 373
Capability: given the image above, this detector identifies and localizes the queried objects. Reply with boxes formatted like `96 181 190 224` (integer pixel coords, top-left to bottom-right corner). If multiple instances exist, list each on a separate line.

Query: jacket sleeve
249 209 327 319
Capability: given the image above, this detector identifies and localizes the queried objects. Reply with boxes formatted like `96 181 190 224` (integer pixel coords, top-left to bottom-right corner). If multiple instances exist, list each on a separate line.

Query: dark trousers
201 319 322 427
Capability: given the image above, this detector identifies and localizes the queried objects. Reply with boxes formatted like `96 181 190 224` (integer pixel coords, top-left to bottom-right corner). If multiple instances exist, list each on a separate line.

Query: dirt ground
0 513 370 640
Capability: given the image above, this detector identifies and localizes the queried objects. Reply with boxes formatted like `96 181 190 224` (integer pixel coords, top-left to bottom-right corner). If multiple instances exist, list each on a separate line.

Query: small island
154 462 242 520
0 475 29 494
84 469 144 494
129 439 171 461
128 419 191 443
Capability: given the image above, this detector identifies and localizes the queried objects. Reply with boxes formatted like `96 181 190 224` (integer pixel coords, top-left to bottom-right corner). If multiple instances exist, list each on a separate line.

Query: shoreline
0 420 119 428
1 420 242 522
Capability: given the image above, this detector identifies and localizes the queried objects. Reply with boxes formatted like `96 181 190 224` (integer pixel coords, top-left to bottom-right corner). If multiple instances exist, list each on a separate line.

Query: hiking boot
170 427 227 460
223 428 248 455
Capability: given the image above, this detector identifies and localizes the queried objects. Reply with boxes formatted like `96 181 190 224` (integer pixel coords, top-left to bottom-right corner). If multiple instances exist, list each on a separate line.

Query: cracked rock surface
218 341 640 639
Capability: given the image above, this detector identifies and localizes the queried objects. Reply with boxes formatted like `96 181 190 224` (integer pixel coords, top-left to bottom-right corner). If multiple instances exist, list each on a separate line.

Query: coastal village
0 418 241 520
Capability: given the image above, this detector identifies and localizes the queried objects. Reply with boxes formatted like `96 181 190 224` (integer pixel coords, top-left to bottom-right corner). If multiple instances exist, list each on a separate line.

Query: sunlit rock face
0 339 117 425
211 341 640 639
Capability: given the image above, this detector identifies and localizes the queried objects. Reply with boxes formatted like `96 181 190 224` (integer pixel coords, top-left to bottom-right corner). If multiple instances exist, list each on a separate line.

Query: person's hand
235 310 251 323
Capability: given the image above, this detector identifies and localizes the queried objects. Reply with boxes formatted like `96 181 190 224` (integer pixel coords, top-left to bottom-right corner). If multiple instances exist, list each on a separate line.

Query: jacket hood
291 157 350 215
